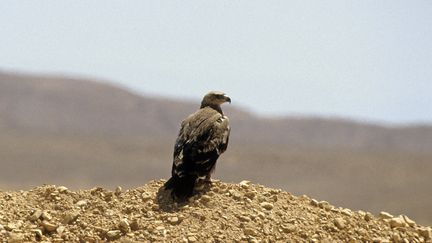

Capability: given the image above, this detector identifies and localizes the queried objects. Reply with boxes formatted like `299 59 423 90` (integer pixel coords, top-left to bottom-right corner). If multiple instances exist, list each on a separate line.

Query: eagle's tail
164 175 197 200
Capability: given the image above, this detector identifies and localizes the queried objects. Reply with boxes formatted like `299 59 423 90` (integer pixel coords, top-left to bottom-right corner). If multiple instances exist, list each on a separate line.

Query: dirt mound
0 180 431 242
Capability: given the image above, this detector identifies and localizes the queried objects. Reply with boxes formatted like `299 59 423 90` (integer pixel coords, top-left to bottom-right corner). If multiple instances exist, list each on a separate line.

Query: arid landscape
1 71 432 225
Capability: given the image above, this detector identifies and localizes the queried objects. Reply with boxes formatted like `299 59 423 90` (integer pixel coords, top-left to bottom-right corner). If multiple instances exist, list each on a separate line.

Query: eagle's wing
172 107 230 178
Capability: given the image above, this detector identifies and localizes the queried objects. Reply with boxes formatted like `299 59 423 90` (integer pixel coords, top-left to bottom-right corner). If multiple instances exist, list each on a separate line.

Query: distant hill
0 70 431 224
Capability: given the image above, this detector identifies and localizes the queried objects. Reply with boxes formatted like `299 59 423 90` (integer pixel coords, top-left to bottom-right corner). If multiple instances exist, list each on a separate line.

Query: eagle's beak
225 96 231 104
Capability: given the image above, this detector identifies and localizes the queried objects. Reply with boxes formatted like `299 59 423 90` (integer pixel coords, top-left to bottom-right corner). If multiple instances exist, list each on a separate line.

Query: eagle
164 91 231 199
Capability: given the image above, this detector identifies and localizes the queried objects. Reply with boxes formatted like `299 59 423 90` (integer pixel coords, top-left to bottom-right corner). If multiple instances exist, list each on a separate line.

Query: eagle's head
201 91 231 108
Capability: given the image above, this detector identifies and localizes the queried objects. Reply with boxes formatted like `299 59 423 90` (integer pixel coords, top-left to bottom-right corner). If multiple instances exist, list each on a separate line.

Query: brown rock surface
0 180 430 242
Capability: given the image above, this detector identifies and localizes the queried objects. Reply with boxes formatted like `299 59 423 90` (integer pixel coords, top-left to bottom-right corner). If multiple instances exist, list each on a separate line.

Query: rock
401 215 416 227
168 216 180 225
130 219 140 231
341 208 352 216
243 228 257 236
118 219 130 233
57 186 68 193
29 209 43 222
281 224 297 233
239 180 251 188
41 221 58 232
76 200 88 207
187 236 197 242
237 215 251 222
141 193 152 201
62 212 80 224
41 211 52 220
260 202 274 210
379 211 394 220
228 190 242 200
106 230 122 241
200 195 211 204
364 212 374 222
389 216 407 228
418 227 431 240
310 199 319 206
244 191 256 199
8 233 24 243
56 225 65 235
115 186 122 196
334 218 346 229
32 229 43 239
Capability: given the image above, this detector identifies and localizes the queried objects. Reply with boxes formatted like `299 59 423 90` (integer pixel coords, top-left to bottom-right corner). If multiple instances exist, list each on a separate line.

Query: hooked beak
225 96 231 104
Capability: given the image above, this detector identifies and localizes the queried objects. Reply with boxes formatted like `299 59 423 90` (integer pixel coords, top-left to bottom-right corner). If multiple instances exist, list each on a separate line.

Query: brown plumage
164 91 231 199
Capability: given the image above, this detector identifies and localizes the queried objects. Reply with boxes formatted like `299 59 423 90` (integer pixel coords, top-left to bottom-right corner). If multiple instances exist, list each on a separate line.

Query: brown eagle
164 91 231 199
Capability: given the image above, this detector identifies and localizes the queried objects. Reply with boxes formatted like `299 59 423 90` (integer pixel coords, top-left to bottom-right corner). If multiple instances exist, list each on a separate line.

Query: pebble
57 186 68 193
119 219 130 233
29 209 43 222
187 236 197 242
260 202 274 210
379 211 394 220
106 230 121 241
243 228 257 236
62 212 80 224
115 186 122 196
390 216 407 228
41 221 58 232
244 191 256 199
364 212 374 222
334 218 346 229
229 190 242 200
402 215 416 227
76 200 88 207
8 233 24 243
418 227 431 240
200 195 211 204
281 224 297 233
310 199 319 206
168 216 180 225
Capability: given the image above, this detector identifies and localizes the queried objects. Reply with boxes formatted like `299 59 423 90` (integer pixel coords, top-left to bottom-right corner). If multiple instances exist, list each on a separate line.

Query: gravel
0 180 431 242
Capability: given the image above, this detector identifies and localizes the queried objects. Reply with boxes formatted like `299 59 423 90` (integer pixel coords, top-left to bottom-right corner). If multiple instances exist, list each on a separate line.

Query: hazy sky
1 1 431 123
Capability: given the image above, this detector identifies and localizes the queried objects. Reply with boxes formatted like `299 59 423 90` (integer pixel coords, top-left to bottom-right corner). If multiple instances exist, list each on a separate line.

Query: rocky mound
0 180 431 242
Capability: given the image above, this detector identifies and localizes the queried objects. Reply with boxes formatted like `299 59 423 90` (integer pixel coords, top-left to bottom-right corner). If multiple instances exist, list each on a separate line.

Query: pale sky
1 1 431 124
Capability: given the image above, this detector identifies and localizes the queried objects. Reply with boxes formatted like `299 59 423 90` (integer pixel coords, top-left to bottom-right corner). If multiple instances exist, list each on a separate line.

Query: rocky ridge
0 180 431 242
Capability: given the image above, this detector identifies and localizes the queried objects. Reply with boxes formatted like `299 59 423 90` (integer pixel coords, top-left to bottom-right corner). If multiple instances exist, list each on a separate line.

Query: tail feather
164 175 197 200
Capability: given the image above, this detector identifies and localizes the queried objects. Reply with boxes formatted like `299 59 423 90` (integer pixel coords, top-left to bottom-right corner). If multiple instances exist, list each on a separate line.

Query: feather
164 92 231 200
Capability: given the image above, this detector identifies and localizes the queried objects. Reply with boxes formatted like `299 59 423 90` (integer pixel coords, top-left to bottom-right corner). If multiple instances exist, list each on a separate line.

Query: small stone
281 225 297 233
168 216 180 225
239 180 251 188
41 211 52 220
364 212 374 222
244 191 256 199
142 193 152 201
200 195 211 204
237 215 251 222
418 227 431 240
29 209 43 222
115 186 122 196
229 190 242 200
341 208 352 216
310 199 319 206
76 200 88 207
56 226 65 235
334 218 346 229
260 202 274 210
62 212 80 224
32 229 43 239
6 222 19 231
8 233 24 243
243 228 257 236
318 201 331 210
57 186 68 193
118 219 130 233
130 219 139 231
156 226 165 231
379 211 393 220
401 215 416 227
106 230 121 241
187 236 197 242
41 221 58 232
390 216 407 228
